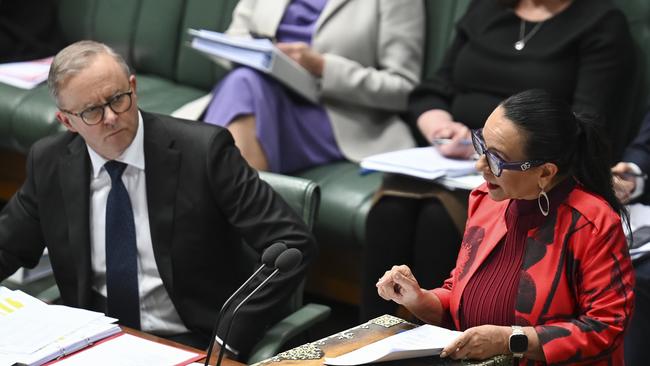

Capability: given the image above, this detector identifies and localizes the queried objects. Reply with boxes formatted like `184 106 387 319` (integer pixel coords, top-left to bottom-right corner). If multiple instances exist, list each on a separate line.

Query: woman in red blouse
376 89 635 365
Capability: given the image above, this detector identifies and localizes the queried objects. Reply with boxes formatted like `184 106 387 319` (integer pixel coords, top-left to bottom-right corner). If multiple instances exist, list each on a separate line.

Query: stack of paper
0 287 120 366
324 324 462 365
187 29 319 103
361 147 478 181
624 203 650 262
0 57 53 89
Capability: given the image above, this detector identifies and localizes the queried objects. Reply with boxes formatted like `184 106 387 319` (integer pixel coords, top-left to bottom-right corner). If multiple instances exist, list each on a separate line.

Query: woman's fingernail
440 351 447 358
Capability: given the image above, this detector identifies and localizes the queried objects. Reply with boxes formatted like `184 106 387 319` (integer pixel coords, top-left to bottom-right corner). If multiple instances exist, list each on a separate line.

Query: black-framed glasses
60 90 133 126
471 128 545 177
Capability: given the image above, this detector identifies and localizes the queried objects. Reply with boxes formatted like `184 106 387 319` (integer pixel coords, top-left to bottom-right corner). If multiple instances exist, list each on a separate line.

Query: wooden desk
122 327 244 366
250 315 511 366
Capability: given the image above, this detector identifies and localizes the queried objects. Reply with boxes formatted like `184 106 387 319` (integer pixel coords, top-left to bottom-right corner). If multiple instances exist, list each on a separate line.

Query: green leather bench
1 0 649 305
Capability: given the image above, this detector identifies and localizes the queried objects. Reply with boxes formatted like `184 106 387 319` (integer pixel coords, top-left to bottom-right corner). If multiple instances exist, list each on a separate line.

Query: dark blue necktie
104 161 141 329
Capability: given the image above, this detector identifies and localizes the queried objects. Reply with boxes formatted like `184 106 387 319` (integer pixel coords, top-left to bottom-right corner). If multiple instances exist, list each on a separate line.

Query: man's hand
612 162 637 203
276 42 324 77
440 325 510 360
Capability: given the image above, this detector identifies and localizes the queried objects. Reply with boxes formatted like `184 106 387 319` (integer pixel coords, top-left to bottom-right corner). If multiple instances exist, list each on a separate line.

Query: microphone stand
215 269 281 366
204 242 287 366
203 264 267 366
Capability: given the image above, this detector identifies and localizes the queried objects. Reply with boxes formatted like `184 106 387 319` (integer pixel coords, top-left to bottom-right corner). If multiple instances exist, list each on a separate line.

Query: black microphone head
261 242 288 266
274 248 302 272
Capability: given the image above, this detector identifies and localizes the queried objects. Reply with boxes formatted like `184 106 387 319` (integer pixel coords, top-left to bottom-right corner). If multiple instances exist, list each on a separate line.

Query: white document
188 29 319 104
437 174 484 191
53 333 201 366
324 324 462 365
0 287 118 366
624 203 650 261
0 302 107 354
361 147 477 181
0 57 52 89
13 322 121 366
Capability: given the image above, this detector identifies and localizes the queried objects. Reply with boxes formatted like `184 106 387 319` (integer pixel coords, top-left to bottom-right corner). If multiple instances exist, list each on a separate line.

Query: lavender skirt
203 67 343 173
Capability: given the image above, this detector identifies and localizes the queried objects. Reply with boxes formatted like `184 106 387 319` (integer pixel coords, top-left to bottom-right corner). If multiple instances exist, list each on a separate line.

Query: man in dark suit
612 111 650 366
0 40 315 360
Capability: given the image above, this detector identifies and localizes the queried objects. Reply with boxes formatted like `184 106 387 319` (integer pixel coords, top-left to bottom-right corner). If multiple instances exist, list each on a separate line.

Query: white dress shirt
87 111 189 335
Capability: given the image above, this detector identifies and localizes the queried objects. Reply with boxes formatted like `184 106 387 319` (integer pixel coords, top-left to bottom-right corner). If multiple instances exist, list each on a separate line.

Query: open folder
188 29 320 104
324 324 462 365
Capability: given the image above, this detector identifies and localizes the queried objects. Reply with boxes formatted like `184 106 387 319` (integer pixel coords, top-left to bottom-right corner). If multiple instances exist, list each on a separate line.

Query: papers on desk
324 324 462 365
0 287 119 366
188 29 319 103
0 57 53 89
52 333 202 366
361 147 481 190
624 203 650 262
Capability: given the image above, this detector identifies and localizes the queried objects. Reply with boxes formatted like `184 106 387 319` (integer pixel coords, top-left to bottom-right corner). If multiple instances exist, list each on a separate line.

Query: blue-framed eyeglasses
471 128 545 177
59 90 133 126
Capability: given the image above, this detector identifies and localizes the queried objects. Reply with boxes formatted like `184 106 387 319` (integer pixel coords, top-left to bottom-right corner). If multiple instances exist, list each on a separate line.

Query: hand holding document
324 324 462 365
187 29 319 103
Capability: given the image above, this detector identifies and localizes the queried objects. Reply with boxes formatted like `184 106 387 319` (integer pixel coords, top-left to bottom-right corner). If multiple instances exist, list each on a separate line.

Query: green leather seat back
422 0 472 80
257 172 320 310
175 0 240 91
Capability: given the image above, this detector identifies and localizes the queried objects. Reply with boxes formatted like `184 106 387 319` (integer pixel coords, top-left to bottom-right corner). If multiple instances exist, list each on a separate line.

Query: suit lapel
58 136 93 306
315 0 349 32
255 0 290 37
142 113 180 294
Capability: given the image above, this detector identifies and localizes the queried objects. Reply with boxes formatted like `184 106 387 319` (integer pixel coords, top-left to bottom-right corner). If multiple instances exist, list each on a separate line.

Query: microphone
215 248 303 366
203 242 288 366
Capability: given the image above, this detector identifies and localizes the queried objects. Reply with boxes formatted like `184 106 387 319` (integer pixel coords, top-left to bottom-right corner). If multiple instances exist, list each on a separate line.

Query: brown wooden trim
0 149 26 201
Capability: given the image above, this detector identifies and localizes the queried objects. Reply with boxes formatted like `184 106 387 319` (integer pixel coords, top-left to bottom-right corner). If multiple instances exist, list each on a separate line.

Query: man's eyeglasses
471 128 544 177
60 90 133 126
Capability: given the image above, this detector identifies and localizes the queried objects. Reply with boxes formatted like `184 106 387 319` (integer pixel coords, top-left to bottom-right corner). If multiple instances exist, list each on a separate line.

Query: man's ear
55 111 77 133
129 74 136 93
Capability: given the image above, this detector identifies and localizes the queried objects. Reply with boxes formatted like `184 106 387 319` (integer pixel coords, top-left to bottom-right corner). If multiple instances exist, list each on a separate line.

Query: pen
615 171 648 180
249 31 276 42
432 138 472 146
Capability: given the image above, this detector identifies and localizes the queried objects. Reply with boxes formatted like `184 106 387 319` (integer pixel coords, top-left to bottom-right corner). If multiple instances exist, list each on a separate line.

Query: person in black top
361 0 635 321
612 111 650 366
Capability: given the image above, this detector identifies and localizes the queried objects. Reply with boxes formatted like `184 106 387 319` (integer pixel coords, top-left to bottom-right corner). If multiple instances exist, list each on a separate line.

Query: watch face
510 333 528 353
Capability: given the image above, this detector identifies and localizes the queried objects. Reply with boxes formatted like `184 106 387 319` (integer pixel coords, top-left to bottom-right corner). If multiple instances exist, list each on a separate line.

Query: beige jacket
227 0 424 161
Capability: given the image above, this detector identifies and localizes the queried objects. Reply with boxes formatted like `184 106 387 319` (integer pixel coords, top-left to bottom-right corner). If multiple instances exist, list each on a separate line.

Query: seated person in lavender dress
202 0 424 173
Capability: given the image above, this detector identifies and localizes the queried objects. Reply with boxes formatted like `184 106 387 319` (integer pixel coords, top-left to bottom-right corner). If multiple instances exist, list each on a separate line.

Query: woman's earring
538 188 549 216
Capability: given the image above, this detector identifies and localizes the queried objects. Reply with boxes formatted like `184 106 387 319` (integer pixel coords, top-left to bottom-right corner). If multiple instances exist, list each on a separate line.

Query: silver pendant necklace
514 19 544 51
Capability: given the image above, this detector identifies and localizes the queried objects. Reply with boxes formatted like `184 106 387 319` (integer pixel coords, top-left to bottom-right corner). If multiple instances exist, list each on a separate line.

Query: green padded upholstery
176 0 239 90
0 0 237 153
295 163 382 249
422 0 472 79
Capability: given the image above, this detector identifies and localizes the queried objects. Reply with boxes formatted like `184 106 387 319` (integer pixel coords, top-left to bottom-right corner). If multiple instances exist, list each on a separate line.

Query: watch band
510 325 526 358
